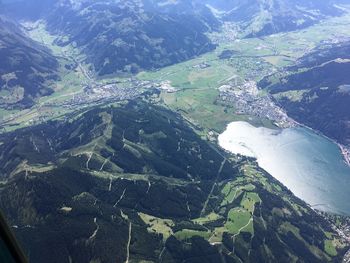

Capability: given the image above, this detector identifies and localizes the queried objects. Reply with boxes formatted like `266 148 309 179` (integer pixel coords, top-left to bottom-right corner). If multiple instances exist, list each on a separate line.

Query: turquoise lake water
218 121 350 215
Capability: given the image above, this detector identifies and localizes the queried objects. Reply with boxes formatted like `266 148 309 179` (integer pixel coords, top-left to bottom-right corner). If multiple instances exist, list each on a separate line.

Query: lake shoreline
218 121 350 215
294 122 350 168
275 115 350 168
339 144 350 166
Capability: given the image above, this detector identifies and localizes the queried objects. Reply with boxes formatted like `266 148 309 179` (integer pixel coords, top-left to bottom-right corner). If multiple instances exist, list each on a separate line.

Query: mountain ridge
0 16 59 108
0 101 348 262
260 40 350 146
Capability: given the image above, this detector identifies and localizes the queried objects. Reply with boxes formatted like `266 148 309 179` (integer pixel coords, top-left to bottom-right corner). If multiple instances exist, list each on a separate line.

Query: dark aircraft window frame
0 211 28 263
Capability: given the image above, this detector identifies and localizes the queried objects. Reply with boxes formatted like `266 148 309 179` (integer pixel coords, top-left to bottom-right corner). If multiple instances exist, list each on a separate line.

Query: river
218 121 350 215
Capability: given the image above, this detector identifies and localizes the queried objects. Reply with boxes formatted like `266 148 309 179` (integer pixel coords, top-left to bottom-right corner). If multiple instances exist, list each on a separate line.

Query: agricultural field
2 12 350 134
137 12 350 134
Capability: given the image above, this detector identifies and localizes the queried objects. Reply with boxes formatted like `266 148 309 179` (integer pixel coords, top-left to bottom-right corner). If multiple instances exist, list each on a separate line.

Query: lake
218 121 350 215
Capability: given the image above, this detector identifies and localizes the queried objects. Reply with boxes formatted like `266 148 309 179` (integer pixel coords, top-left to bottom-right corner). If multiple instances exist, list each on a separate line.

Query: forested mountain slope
0 101 347 262
0 17 59 108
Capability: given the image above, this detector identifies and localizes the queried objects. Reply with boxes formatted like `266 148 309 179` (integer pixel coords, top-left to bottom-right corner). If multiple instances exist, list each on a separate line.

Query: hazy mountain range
1 0 345 76
204 0 344 36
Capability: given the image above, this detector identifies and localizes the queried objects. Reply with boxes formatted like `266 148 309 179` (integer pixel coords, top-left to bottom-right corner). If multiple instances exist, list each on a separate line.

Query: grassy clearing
221 182 255 206
221 184 241 206
241 163 278 192
139 212 174 239
192 212 222 225
174 229 211 241
0 108 18 120
273 90 309 102
209 227 226 243
225 208 252 235
324 240 337 256
240 192 261 214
